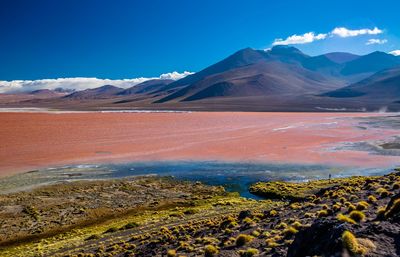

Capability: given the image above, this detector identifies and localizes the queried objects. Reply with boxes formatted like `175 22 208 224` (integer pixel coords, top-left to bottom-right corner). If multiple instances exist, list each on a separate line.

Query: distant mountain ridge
2 46 400 111
64 85 124 99
154 46 381 103
323 52 360 64
322 66 400 100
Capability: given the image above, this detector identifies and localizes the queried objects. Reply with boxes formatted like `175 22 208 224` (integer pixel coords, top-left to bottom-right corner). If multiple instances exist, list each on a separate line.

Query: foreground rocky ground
1 169 400 256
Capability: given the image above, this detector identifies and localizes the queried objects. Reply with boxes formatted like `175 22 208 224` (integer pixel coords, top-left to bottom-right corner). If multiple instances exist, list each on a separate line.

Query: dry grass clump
291 221 302 229
385 199 400 218
367 195 377 203
342 231 376 256
236 234 254 247
376 188 390 198
220 216 238 228
342 231 366 255
275 222 287 229
269 209 278 216
356 201 369 211
283 226 299 237
317 210 329 217
238 248 259 257
321 204 329 210
377 206 386 219
243 217 255 225
265 238 280 248
204 245 219 257
251 230 260 237
348 210 365 222
304 212 313 218
392 182 400 190
290 203 302 209
167 249 177 257
344 201 356 212
337 213 356 224
332 203 341 211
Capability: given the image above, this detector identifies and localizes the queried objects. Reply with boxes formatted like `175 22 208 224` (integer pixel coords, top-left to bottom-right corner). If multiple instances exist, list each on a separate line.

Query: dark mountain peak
96 85 121 92
268 45 309 63
235 47 255 53
269 45 304 55
367 51 391 57
154 48 269 94
228 47 268 64
341 50 400 76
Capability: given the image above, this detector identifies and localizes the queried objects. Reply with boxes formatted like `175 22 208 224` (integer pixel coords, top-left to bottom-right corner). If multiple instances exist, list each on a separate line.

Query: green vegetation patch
249 176 372 201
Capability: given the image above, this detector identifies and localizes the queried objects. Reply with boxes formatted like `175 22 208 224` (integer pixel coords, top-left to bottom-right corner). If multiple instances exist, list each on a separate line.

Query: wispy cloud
389 50 400 56
272 32 327 46
331 27 382 38
159 71 193 80
0 71 194 93
272 27 384 46
366 38 388 45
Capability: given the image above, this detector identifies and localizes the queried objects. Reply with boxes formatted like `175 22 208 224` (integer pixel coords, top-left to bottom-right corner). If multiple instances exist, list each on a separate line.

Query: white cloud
366 38 388 45
0 71 194 93
389 50 400 56
271 26 385 46
159 71 193 80
331 27 382 38
272 32 327 46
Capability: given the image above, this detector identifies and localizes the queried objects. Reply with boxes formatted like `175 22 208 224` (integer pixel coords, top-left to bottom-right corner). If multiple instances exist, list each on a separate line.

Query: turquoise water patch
1 161 393 199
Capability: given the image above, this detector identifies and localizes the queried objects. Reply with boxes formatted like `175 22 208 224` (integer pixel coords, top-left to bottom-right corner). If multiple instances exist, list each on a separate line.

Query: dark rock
287 219 350 257
238 210 252 220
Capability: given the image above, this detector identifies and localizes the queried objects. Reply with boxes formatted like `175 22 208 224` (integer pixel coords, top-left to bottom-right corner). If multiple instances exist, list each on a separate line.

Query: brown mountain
157 61 342 103
118 79 173 95
154 46 345 103
2 46 400 111
30 89 65 98
64 85 124 99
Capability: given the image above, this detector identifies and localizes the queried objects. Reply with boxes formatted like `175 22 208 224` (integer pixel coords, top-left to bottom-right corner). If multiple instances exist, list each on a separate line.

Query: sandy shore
0 111 399 177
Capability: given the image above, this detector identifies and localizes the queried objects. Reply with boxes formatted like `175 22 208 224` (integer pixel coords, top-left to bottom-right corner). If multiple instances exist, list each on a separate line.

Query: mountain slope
155 61 343 103
322 66 400 99
64 85 124 99
30 89 65 97
341 51 400 76
118 79 173 95
323 52 360 64
155 48 271 93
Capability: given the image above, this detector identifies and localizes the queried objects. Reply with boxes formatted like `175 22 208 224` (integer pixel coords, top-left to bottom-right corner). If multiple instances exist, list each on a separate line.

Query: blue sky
1 0 400 81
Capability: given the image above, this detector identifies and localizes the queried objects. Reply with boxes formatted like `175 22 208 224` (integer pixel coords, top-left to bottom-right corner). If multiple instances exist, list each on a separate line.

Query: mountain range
1 45 400 111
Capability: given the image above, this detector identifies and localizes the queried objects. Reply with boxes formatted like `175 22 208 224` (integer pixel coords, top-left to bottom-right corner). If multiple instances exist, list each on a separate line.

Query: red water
0 112 398 177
